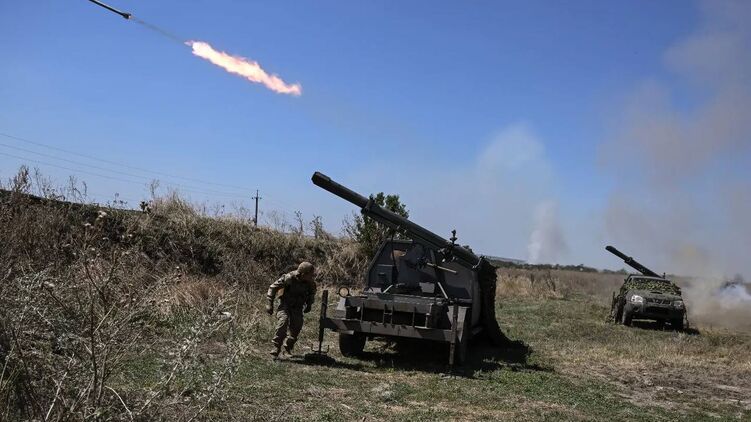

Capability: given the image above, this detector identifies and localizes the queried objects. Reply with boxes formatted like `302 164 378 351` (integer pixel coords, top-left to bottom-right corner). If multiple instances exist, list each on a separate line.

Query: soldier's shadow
300 337 550 377
296 353 370 372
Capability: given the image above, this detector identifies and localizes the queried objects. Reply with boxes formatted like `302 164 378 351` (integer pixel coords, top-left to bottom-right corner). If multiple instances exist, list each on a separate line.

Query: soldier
266 261 317 358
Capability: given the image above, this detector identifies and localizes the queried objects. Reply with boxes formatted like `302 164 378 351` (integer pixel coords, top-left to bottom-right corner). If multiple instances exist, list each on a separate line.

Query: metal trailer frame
316 290 470 365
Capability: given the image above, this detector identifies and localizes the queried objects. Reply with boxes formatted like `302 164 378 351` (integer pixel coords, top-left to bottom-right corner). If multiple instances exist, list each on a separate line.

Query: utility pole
252 190 261 227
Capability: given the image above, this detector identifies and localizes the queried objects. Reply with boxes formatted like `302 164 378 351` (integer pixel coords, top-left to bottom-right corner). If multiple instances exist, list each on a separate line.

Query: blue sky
1 1 749 275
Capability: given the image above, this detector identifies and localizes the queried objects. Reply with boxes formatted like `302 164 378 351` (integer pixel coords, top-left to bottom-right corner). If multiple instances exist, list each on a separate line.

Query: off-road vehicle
606 245 688 330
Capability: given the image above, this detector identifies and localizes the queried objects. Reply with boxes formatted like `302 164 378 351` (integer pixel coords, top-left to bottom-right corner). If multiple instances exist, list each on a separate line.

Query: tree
344 192 409 257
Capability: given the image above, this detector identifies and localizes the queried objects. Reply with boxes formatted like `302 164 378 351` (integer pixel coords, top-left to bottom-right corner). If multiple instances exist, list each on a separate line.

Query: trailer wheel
338 333 366 357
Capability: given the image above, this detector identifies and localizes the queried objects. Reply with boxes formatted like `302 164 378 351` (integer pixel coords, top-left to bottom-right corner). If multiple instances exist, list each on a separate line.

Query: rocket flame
186 41 301 96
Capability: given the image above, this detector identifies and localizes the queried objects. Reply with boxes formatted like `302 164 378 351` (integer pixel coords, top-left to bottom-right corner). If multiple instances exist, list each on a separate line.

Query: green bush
344 192 409 258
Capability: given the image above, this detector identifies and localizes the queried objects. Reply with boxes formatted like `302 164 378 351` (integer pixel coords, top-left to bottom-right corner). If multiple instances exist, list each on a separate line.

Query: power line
0 132 252 192
0 142 244 198
0 132 305 215
263 192 301 214
0 151 249 200
263 197 295 214
1 151 149 186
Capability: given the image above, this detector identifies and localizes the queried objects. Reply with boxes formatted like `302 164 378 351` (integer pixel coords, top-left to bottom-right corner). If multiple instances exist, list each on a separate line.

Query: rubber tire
338 333 366 357
612 301 624 325
671 317 684 331
621 308 633 326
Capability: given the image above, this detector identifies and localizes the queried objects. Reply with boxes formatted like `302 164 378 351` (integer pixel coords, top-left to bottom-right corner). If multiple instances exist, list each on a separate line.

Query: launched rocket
84 0 303 96
87 0 131 20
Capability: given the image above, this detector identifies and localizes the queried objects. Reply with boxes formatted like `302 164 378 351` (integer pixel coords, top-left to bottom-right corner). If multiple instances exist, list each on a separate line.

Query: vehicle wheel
612 301 624 325
338 333 366 357
621 309 633 326
671 317 685 331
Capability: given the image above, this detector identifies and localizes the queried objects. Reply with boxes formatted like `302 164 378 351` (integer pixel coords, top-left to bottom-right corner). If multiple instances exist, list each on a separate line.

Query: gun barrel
312 172 481 267
311 172 368 209
605 245 629 261
605 245 659 277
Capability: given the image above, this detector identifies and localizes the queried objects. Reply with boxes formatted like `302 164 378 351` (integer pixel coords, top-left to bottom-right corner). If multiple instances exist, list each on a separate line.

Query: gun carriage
312 172 507 365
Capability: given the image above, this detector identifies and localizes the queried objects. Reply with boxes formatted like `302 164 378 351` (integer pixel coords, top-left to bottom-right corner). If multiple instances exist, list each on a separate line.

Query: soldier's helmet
297 261 315 275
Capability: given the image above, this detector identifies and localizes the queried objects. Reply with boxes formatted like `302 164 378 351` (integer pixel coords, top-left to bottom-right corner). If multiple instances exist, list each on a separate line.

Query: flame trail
186 41 302 96
85 1 301 96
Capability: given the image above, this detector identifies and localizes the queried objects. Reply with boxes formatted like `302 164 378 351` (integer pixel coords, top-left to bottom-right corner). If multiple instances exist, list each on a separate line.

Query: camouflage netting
621 278 681 295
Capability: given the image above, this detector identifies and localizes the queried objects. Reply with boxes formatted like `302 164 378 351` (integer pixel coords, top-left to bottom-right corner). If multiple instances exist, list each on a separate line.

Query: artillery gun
606 245 688 330
312 172 508 365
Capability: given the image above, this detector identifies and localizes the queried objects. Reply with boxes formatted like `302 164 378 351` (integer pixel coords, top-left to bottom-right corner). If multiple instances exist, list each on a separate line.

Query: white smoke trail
186 41 302 96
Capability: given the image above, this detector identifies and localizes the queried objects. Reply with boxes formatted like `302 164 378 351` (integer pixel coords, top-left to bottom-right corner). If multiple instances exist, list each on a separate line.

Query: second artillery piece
606 245 688 330
311 172 509 365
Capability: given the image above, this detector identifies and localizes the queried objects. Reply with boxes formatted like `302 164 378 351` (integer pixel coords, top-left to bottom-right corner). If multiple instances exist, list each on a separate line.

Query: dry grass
1 167 750 421
497 267 624 303
498 297 751 418
494 266 751 417
156 276 229 314
0 167 364 420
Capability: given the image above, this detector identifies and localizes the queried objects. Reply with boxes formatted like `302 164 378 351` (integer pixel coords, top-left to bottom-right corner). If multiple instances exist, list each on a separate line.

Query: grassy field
2 179 750 421
111 285 751 421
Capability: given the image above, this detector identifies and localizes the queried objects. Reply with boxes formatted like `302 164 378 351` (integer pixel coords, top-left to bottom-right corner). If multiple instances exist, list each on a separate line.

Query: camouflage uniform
267 263 316 356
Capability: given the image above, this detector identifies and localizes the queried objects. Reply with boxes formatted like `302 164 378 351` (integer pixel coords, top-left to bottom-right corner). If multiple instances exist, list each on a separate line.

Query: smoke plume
187 41 302 96
683 279 751 333
718 283 751 305
602 0 751 330
527 201 568 264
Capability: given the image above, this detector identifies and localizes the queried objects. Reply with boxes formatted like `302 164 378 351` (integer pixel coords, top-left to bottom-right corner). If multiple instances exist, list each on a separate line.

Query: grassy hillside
0 180 363 421
1 180 749 421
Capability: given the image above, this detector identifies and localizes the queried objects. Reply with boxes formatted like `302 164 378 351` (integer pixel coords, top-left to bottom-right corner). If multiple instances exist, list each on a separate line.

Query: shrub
343 192 409 258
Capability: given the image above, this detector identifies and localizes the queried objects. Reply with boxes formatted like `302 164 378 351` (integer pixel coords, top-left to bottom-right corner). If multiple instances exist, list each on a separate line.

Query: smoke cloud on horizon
527 201 568 264
340 123 564 263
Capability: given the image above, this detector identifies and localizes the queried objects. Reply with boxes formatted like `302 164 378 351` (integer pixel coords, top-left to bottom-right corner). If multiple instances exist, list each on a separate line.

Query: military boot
283 337 297 356
269 345 281 359
283 343 294 356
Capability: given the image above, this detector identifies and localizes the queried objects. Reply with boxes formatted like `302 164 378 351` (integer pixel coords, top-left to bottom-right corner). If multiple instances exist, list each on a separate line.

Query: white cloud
477 124 548 177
